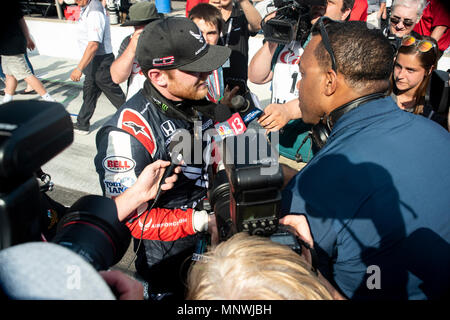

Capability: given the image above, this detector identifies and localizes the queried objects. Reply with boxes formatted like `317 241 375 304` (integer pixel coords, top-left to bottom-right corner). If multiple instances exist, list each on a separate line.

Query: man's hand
258 98 302 132
279 214 313 249
26 37 35 51
133 160 181 203
220 85 240 107
129 28 143 52
258 103 292 132
70 68 83 82
100 270 144 300
114 160 181 221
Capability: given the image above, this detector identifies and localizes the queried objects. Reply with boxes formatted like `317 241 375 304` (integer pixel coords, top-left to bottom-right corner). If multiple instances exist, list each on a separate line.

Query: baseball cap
136 17 231 73
121 1 163 27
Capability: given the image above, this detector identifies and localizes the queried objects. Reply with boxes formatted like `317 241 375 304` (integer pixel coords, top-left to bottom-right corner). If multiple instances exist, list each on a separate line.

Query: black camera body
0 101 130 271
208 128 298 249
262 0 325 45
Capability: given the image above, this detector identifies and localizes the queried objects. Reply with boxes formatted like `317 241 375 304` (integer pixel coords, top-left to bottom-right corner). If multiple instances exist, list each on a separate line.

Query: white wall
25 18 134 60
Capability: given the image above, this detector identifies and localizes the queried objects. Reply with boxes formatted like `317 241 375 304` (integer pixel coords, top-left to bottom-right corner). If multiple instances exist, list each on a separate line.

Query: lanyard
224 17 233 47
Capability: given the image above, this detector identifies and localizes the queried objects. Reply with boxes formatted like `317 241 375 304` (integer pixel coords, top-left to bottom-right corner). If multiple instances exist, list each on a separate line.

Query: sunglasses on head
311 16 342 73
390 15 415 27
401 35 436 53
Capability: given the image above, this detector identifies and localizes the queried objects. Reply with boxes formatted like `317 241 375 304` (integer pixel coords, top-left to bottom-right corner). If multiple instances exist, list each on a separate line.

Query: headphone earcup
310 122 330 150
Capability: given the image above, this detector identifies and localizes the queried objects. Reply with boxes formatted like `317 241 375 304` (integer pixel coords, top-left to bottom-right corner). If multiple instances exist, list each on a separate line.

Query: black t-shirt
0 1 26 55
219 3 257 87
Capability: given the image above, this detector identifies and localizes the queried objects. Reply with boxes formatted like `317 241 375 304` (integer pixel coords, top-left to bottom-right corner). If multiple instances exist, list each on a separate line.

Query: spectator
281 18 450 299
71 0 126 135
186 232 342 300
0 2 55 104
385 0 424 38
189 3 238 105
95 17 230 299
413 0 450 56
186 0 209 17
248 0 353 170
391 35 447 127
110 1 163 101
349 0 368 21
209 0 262 90
367 0 387 29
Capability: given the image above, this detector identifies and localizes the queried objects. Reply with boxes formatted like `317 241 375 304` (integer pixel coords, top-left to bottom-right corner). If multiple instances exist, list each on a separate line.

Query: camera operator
249 0 353 170
94 17 230 299
280 19 450 299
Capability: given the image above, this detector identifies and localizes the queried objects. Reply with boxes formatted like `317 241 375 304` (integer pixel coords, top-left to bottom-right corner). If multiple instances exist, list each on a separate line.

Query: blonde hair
186 233 334 300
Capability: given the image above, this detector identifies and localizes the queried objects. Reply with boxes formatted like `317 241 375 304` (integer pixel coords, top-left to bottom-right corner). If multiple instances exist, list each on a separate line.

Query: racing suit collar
143 80 215 124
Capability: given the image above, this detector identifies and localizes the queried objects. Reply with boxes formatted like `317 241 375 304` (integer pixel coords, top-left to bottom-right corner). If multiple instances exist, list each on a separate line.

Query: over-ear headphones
310 93 385 149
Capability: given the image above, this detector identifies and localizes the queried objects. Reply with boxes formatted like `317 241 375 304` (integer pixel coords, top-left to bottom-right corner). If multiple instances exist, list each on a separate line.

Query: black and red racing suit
94 81 215 294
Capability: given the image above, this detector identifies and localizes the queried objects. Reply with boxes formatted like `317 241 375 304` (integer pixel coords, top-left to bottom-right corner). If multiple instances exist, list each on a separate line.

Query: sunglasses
390 15 415 28
401 35 436 53
311 16 340 72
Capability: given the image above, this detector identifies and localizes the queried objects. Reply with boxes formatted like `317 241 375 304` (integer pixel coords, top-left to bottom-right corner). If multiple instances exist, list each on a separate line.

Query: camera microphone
159 130 191 189
213 104 247 140
231 95 264 124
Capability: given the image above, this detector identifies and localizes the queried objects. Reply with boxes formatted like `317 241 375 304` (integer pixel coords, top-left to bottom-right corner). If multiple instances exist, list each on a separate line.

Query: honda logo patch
160 120 176 137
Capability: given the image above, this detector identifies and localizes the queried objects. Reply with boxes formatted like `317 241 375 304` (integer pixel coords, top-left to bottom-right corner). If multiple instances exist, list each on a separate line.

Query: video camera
0 101 130 271
208 126 301 253
262 0 326 45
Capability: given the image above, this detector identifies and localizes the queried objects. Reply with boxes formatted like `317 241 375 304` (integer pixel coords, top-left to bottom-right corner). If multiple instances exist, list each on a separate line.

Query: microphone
231 95 264 124
159 130 191 188
213 104 247 141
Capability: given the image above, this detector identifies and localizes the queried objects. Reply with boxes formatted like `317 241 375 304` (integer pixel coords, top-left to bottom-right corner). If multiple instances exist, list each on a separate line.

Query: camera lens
52 195 131 271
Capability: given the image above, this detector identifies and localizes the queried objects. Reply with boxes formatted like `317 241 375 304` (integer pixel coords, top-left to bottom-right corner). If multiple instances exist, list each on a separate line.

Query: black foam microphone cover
214 104 233 122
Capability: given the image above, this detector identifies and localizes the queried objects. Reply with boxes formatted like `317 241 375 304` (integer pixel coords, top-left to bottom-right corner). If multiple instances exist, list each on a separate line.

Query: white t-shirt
271 40 303 104
77 0 112 56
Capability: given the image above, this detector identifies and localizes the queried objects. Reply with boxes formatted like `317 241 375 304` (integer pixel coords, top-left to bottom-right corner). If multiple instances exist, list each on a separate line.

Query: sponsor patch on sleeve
118 109 157 158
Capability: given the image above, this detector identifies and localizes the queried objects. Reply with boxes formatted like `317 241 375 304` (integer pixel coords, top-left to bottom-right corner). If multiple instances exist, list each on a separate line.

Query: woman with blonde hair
186 232 343 300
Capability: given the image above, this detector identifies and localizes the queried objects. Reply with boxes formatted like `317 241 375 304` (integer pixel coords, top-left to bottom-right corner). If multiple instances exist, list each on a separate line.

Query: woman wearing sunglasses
391 35 447 128
387 0 425 38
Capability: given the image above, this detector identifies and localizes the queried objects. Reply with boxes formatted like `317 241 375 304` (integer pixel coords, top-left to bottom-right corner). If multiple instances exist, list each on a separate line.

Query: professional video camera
0 101 130 271
262 0 326 45
207 114 301 253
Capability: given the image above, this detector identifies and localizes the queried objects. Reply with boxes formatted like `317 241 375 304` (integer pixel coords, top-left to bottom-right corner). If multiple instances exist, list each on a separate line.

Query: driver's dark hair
312 20 395 93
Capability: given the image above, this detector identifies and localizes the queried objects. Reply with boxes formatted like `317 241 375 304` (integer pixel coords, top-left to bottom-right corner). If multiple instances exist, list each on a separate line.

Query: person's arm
237 0 262 32
378 2 386 19
110 30 143 84
258 98 303 132
99 270 144 300
248 41 278 84
70 41 99 81
430 25 448 43
19 18 35 51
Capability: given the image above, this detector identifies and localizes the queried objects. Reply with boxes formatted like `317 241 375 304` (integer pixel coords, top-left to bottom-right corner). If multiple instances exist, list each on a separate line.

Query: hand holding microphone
114 160 181 222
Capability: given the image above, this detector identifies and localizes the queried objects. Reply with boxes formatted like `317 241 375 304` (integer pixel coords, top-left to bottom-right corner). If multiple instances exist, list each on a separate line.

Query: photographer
186 232 344 299
209 0 262 89
94 17 230 299
281 19 450 299
248 0 353 169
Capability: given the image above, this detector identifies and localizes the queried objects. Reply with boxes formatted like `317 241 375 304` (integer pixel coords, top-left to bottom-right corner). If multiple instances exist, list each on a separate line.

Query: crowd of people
1 0 450 301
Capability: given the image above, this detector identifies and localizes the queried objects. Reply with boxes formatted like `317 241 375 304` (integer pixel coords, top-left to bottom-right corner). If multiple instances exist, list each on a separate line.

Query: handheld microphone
213 104 247 140
231 95 264 124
